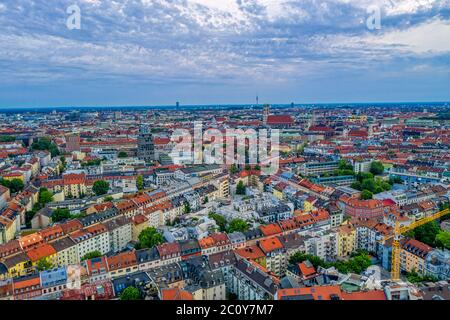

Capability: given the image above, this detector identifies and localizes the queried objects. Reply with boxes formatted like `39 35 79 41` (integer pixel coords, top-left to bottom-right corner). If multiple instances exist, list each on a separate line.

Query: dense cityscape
0 103 449 301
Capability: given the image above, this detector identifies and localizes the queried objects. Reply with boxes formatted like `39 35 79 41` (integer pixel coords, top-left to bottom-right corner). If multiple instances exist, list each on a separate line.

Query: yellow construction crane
383 208 449 281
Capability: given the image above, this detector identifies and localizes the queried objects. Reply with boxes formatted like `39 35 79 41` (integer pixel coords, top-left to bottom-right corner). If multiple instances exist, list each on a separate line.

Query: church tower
263 104 270 125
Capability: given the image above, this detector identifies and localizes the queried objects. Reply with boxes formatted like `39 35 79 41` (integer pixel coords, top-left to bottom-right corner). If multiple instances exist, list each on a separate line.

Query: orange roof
260 223 283 237
310 209 330 222
277 285 342 300
106 252 137 271
342 290 386 300
132 214 148 225
299 261 316 277
161 288 193 300
199 236 215 249
235 246 265 260
39 225 64 240
26 244 56 262
60 219 83 234
19 233 44 249
13 276 41 290
258 237 284 254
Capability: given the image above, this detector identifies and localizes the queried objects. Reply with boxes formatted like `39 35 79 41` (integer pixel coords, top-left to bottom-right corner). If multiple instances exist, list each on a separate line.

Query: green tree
435 231 450 250
236 181 246 195
138 227 165 249
407 221 441 247
0 178 25 193
93 180 109 196
370 161 384 175
351 181 362 191
36 258 54 271
338 160 353 171
120 286 142 300
227 218 249 233
39 188 54 205
81 250 102 261
406 270 438 283
356 172 374 182
360 190 373 200
389 176 403 185
104 196 114 202
230 164 238 174
136 175 144 191
361 178 376 193
32 137 60 157
52 208 71 222
183 202 191 214
209 213 227 232
118 151 128 158
0 135 16 142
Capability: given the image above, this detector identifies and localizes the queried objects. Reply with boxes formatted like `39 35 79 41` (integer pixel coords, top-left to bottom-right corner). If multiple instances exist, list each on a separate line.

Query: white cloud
369 18 450 53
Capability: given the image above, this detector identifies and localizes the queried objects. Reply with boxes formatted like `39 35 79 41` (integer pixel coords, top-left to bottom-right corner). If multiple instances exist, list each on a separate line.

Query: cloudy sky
0 0 449 107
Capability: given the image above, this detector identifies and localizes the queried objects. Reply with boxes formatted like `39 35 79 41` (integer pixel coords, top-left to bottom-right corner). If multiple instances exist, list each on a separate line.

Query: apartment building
103 216 132 253
228 258 278 300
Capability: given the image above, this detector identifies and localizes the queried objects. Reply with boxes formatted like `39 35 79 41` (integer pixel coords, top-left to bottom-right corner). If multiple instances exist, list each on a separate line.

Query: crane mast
384 208 449 281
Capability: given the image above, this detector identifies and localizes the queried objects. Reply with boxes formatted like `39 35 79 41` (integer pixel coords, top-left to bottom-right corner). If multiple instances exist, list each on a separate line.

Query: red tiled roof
26 244 56 262
161 288 193 300
258 237 284 254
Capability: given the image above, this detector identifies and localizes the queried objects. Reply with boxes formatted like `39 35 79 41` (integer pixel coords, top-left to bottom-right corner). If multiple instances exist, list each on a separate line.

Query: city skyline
0 0 449 107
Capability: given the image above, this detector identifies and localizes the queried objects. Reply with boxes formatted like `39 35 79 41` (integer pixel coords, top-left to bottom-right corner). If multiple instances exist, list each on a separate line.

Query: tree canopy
39 188 54 205
138 227 165 249
209 213 227 232
404 220 450 249
32 137 60 157
136 175 144 191
229 164 238 174
93 180 110 196
227 218 249 233
370 161 384 175
183 202 191 214
118 151 128 158
236 181 246 195
81 250 102 261
0 178 24 193
289 250 372 274
36 258 54 271
360 190 373 200
0 135 16 142
52 208 71 222
120 286 142 300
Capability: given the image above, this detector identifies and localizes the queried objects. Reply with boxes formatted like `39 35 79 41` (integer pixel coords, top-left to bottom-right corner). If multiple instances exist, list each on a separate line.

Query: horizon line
1 100 449 110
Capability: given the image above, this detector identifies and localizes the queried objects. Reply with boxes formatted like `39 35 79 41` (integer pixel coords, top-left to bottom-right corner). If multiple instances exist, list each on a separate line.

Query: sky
0 0 449 108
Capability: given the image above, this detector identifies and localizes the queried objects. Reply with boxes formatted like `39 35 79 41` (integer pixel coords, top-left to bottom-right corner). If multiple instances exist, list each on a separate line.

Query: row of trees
351 172 393 200
406 270 438 283
0 178 24 193
289 250 372 275
0 135 16 142
405 219 450 250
